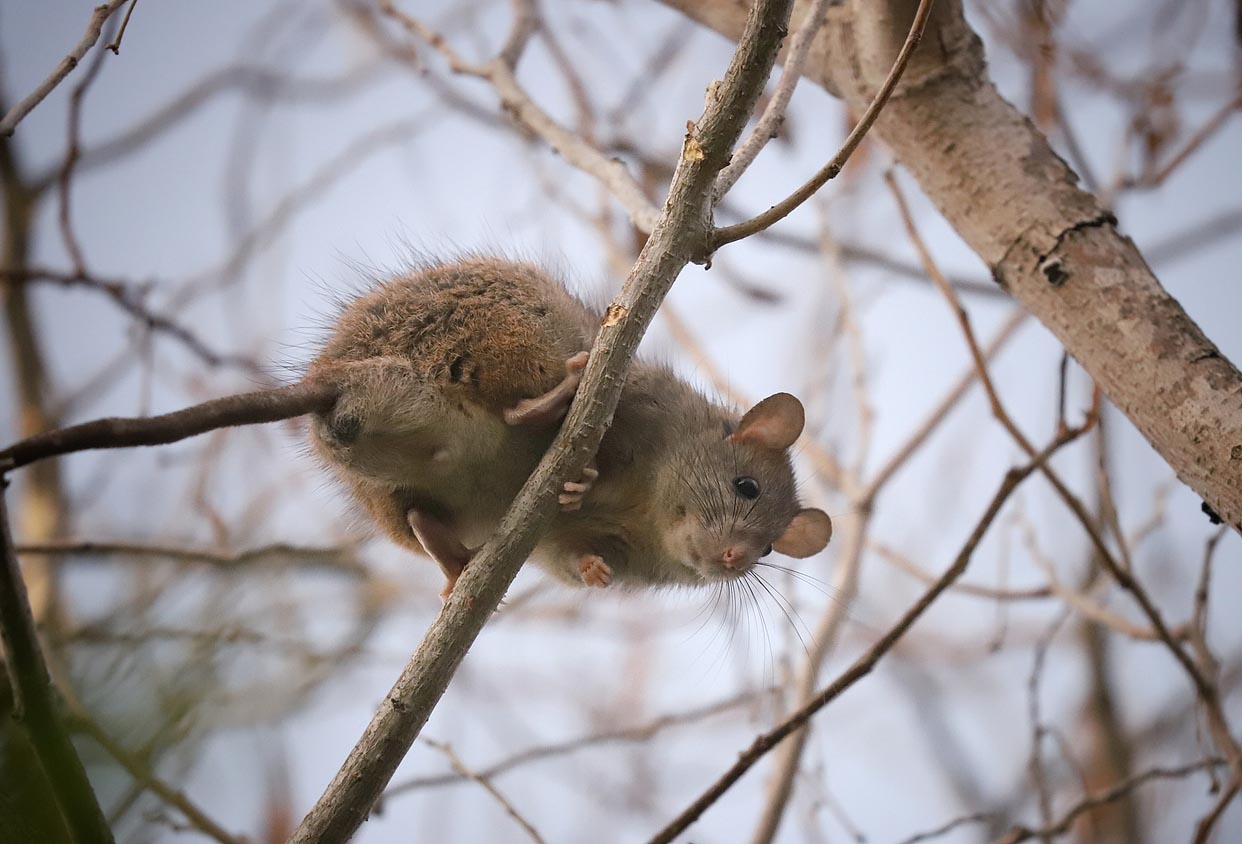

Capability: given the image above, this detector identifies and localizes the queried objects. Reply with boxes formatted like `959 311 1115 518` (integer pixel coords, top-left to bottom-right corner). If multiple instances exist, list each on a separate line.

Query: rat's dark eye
733 476 761 500
761 544 773 558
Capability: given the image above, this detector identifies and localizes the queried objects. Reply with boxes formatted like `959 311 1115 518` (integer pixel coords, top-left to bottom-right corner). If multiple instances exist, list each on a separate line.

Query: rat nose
719 546 746 570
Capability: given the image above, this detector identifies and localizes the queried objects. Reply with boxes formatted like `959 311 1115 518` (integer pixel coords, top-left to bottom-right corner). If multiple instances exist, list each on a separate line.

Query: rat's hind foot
578 554 612 588
558 463 599 512
407 508 474 602
503 351 589 427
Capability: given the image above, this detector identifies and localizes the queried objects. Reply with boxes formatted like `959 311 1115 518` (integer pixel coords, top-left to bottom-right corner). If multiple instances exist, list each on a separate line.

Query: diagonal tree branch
0 485 114 843
283 1 796 841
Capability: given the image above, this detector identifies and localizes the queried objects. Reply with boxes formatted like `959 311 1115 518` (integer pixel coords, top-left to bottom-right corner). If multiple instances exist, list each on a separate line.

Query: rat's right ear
773 508 832 558
728 392 805 451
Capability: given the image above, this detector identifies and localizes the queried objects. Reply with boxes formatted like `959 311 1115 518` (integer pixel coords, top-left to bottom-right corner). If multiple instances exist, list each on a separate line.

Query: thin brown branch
106 0 139 54
16 539 365 576
386 688 766 795
286 2 795 841
58 21 113 277
870 540 1052 602
422 739 546 844
710 0 937 251
0 486 114 843
1192 778 1239 844
714 0 833 199
0 381 338 471
995 760 1224 844
1133 91 1242 189
28 61 391 192
380 1 659 233
69 710 244 844
0 0 128 136
1 266 264 373
646 420 1092 844
863 310 1028 500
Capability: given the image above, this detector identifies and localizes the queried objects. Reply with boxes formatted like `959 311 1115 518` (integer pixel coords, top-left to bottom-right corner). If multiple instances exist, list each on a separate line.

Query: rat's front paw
578 554 612 588
559 464 599 512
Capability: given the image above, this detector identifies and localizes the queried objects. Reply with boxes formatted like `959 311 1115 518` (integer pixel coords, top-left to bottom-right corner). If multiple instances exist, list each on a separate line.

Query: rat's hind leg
407 508 475 601
503 352 589 427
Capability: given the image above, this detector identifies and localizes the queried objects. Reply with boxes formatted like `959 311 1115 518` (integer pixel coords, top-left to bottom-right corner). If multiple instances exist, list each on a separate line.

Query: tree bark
659 0 1242 532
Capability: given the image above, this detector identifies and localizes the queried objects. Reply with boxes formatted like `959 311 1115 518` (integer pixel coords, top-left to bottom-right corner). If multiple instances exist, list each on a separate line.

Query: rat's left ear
773 508 832 558
728 392 804 451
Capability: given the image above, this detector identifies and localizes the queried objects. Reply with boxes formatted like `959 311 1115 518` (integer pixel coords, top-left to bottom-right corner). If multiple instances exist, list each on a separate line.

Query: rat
306 256 831 599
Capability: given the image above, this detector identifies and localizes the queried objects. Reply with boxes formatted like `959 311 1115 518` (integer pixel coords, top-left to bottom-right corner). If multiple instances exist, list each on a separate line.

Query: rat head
659 393 832 582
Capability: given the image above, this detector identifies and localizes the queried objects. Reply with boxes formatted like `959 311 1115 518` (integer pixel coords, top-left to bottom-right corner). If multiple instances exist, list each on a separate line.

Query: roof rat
307 257 831 598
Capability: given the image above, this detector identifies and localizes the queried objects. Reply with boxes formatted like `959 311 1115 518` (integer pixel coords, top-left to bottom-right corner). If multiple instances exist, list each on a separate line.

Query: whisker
750 570 813 658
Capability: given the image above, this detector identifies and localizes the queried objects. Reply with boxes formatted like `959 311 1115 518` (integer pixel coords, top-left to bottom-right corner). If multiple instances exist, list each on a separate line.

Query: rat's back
307 257 599 548
312 257 597 414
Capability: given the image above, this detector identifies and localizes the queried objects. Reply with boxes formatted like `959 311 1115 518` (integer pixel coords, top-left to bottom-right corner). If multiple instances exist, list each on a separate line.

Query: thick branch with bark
659 0 1242 532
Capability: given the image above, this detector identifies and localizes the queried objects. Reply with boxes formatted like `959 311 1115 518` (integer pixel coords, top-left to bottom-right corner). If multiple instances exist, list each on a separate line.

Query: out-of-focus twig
995 759 1224 844
106 0 139 54
16 539 366 576
69 709 245 844
713 0 833 199
0 0 128 136
0 487 114 843
711 0 938 251
422 739 546 844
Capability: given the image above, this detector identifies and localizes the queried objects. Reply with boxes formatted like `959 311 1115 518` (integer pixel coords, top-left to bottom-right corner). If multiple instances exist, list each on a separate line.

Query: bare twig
863 309 1028 499
106 0 139 54
1192 777 1239 844
710 0 938 251
58 18 114 276
0 381 338 470
714 0 833 199
0 486 114 843
70 711 244 844
871 540 1052 601
16 539 365 576
386 689 765 795
0 0 129 136
2 266 264 373
379 0 661 232
1133 91 1242 188
422 739 546 844
286 2 796 841
995 760 1224 844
